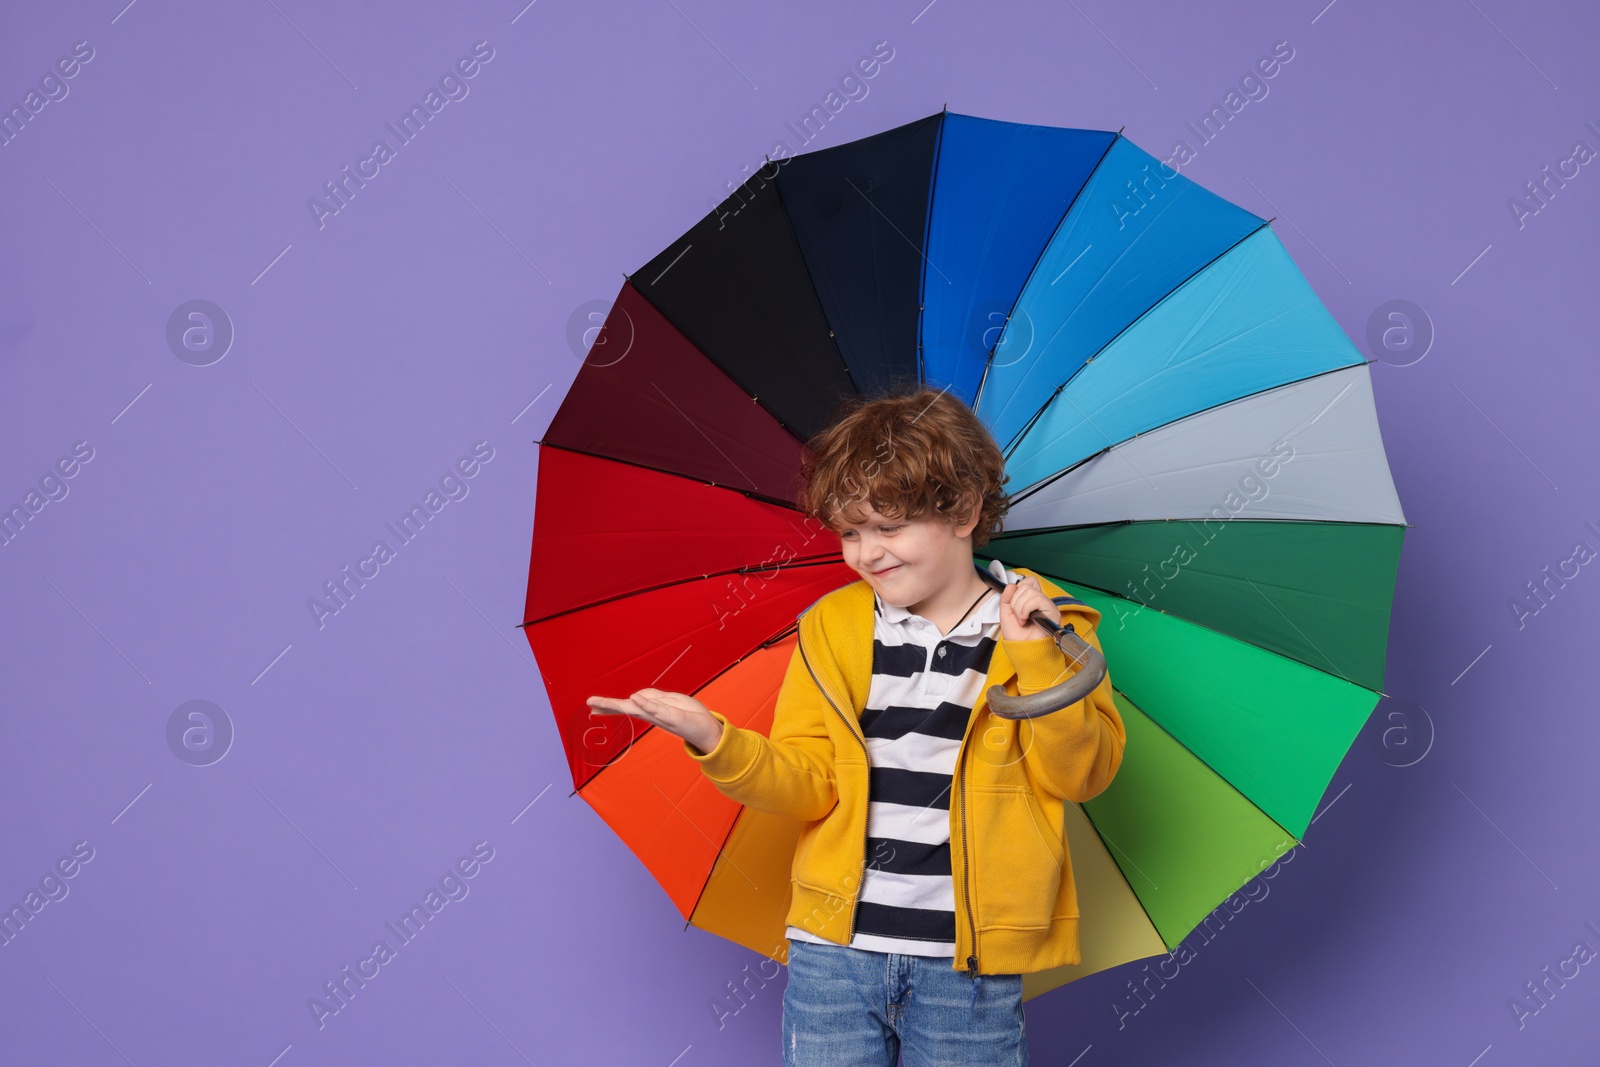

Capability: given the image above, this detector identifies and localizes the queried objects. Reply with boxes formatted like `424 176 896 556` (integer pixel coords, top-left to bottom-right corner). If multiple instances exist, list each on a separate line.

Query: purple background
2 0 1597 1063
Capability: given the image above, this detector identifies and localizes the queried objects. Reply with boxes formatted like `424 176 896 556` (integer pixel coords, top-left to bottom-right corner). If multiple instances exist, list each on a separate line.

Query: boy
587 388 1125 1066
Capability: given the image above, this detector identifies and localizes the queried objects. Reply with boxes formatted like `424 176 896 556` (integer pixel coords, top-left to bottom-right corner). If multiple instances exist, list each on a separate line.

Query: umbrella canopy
523 110 1406 1001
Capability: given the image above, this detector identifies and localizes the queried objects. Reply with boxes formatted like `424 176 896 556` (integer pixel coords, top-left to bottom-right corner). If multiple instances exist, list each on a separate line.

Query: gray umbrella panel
1003 364 1405 530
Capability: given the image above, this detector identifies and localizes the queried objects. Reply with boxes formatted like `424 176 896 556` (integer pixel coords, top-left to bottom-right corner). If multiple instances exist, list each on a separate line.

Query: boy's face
834 499 982 613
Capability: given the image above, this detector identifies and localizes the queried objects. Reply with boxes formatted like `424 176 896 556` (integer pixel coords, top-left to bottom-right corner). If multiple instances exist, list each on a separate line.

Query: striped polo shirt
786 558 1021 957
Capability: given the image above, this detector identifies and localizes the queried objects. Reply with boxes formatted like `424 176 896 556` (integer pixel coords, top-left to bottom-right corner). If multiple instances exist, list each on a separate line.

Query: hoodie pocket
971 787 1065 931
792 758 865 899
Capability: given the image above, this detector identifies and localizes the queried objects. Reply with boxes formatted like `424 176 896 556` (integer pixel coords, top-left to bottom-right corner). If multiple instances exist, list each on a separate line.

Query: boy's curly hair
799 387 1011 550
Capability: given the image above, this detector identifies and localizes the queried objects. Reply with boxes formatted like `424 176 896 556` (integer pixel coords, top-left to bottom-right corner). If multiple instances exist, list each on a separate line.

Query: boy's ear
950 494 982 538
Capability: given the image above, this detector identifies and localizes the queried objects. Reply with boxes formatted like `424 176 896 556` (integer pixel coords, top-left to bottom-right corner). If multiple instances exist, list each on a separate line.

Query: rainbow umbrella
523 110 1406 1001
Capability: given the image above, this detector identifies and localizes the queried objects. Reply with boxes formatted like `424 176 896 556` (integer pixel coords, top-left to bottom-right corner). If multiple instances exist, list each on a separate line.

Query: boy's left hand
999 575 1058 643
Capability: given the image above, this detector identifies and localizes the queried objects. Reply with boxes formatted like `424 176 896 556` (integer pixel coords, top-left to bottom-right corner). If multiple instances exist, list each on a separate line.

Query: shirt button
937 646 947 657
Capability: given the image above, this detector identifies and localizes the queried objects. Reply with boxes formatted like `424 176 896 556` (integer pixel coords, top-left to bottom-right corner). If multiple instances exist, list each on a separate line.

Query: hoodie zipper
958 727 979 977
956 565 1026 976
796 631 869 945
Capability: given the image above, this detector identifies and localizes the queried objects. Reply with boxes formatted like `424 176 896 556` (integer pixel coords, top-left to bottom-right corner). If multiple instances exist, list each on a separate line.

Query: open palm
587 688 721 753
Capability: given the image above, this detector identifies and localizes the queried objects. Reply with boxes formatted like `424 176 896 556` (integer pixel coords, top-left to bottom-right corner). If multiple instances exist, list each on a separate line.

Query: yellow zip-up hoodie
683 566 1126 976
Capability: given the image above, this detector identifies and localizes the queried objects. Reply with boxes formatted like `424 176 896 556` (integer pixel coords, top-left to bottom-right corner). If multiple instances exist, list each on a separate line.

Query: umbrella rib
1014 371 1363 502
1001 360 1366 505
981 547 1390 695
1241 576 1356 686
1070 684 1284 956
914 109 951 387
973 131 1123 415
1072 605 1366 848
845 176 950 288
765 175 863 406
1087 817 1159 892
575 623 801 790
626 258 844 449
1004 446 1107 507
682 804 763 935
995 218 1272 460
1078 820 1175 957
522 557 843 628
651 781 761 891
1053 391 1160 491
680 653 795 927
1025 301 1309 466
652 381 759 493
530 441 806 512
1075 808 1174 955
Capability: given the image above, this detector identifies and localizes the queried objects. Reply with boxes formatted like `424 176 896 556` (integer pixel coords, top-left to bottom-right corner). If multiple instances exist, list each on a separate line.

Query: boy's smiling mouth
871 565 901 577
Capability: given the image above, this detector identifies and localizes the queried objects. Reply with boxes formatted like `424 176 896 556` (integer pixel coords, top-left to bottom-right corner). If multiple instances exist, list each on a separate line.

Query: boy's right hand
586 689 724 756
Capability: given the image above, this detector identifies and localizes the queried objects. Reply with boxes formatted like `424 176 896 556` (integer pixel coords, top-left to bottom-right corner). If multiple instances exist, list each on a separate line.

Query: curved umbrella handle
985 619 1107 720
974 565 1109 719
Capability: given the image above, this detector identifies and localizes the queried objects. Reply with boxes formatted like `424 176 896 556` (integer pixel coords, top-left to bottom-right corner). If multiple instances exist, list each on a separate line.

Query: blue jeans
782 938 1028 1066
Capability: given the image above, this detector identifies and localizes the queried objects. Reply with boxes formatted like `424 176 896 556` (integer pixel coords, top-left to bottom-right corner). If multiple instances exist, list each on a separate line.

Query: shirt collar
875 558 1013 634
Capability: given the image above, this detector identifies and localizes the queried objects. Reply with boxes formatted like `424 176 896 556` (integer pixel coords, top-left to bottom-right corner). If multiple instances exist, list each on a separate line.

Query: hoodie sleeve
680 639 840 822
996 593 1126 804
